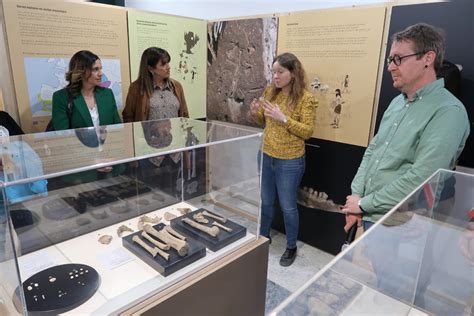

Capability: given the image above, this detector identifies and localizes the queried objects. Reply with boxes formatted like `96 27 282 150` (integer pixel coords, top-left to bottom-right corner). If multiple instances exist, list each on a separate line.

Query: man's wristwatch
282 116 288 124
358 199 364 212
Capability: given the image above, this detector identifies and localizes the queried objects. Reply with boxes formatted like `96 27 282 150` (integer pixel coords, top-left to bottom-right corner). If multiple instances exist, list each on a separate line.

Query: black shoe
279 247 297 267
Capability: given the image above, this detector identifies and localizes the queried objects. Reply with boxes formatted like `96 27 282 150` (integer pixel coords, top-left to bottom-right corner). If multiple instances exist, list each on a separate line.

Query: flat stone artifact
212 221 232 232
193 212 209 224
164 212 177 221
182 218 219 237
98 235 112 245
117 225 133 237
143 224 189 256
177 207 191 215
132 236 159 257
202 210 227 223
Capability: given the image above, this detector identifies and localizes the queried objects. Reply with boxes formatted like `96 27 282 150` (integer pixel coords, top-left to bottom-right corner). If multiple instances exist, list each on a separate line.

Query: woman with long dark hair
251 52 318 266
52 50 121 130
122 47 188 122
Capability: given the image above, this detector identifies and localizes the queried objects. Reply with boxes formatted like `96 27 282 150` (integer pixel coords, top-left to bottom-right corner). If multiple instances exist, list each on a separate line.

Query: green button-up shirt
352 79 470 222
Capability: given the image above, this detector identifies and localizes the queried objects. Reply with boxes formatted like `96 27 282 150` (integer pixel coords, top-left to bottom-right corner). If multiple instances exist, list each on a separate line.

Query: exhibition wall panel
376 0 474 167
278 6 386 147
2 0 130 133
128 10 207 119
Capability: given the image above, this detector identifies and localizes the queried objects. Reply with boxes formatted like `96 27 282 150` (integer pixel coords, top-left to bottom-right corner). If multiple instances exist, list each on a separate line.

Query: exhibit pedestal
121 237 269 316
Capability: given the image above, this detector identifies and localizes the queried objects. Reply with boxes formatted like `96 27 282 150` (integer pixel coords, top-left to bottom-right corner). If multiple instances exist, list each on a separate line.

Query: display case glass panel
272 169 474 315
0 118 263 314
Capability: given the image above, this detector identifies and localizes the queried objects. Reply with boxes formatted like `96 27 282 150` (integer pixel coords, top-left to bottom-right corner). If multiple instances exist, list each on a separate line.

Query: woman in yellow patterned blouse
251 52 317 267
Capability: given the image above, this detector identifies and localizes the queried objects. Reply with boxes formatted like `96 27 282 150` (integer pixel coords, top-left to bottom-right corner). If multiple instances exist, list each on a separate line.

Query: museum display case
0 118 264 315
271 169 474 315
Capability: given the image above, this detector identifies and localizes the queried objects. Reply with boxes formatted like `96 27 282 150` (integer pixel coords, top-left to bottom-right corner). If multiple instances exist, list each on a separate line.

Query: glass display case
0 118 263 315
271 169 474 315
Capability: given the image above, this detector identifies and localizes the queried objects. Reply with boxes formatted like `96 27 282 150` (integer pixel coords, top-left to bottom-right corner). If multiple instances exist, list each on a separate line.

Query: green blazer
51 87 124 184
52 87 121 130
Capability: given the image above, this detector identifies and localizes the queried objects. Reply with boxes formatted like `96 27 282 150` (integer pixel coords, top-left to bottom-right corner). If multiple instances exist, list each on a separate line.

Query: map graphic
24 57 123 117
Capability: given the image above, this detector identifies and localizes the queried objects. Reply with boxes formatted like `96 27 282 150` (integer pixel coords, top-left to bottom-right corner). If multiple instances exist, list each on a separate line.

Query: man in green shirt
343 23 470 232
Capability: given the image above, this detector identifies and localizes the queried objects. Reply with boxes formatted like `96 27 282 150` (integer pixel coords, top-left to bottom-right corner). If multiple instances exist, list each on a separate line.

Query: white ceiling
124 0 393 20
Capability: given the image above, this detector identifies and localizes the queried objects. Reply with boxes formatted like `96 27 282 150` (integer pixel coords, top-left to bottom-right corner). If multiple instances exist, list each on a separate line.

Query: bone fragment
193 212 209 224
140 214 161 224
140 232 170 260
117 225 133 237
212 221 232 232
177 207 191 215
182 218 219 237
132 235 159 257
143 224 188 256
98 235 112 244
165 226 187 240
141 231 170 250
138 214 162 230
202 210 227 223
164 212 177 221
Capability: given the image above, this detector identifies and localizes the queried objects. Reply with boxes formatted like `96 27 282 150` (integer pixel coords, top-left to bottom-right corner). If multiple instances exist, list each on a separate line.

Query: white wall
124 0 392 20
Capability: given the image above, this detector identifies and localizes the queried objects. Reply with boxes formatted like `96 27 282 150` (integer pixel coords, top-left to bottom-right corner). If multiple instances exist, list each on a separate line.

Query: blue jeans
259 153 305 249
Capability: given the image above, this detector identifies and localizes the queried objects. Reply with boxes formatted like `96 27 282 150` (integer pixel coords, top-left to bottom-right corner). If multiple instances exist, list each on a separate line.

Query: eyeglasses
386 52 425 67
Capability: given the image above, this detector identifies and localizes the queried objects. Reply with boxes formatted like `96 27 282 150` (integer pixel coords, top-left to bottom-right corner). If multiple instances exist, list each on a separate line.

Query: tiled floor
264 230 334 314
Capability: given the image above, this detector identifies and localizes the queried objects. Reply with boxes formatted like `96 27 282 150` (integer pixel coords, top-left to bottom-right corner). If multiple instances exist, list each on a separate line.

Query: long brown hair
267 52 307 110
65 50 100 97
136 47 171 98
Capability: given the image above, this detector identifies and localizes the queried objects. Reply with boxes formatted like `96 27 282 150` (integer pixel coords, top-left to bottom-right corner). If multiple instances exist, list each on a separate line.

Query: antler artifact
132 235 159 257
212 221 232 232
193 212 209 224
182 218 219 237
202 210 227 223
165 226 187 240
141 231 170 250
143 224 189 256
140 232 170 260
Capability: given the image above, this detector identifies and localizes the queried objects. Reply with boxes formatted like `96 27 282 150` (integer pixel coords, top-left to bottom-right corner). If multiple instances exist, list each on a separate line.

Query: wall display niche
272 139 366 255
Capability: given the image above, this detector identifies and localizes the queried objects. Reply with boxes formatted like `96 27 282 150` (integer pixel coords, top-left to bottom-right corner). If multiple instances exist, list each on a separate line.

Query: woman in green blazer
52 50 121 130
51 50 123 185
